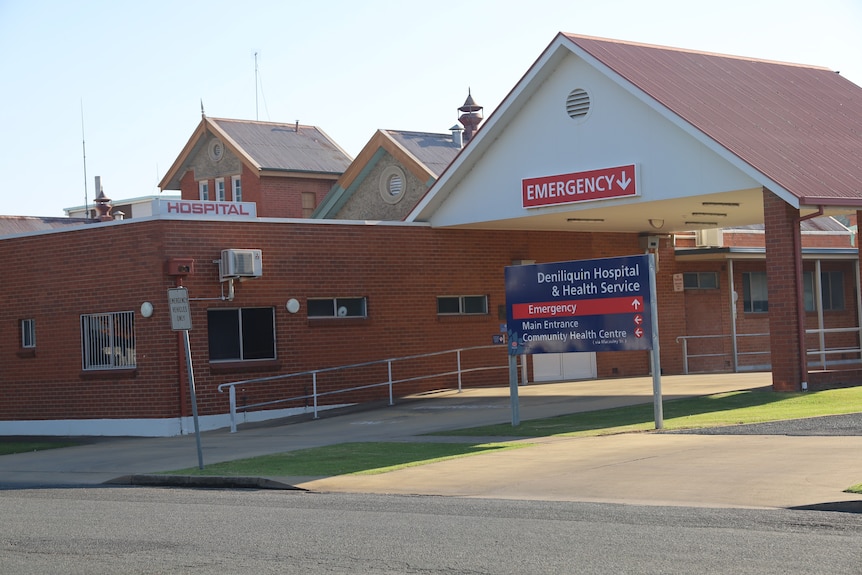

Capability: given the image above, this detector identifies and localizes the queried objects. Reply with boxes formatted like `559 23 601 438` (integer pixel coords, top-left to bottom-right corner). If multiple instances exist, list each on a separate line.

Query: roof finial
200 99 206 118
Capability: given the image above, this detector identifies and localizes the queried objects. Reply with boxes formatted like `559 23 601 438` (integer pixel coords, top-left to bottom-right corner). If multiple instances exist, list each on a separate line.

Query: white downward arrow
617 171 631 190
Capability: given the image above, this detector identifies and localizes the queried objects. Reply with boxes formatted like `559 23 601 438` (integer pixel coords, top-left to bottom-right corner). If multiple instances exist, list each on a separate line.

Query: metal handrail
677 328 862 374
217 345 508 433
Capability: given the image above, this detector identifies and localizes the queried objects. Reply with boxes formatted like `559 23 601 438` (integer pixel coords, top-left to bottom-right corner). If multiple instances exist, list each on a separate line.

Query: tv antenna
81 100 89 216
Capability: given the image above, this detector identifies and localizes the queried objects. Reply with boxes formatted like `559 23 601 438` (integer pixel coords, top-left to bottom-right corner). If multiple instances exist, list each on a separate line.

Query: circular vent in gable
566 88 591 120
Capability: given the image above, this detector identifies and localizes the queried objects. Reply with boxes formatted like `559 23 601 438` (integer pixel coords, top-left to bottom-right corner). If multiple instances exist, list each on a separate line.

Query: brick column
763 189 806 391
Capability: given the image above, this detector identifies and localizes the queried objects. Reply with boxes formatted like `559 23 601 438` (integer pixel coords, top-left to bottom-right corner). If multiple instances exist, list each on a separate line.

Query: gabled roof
409 33 862 226
565 34 862 207
160 117 353 190
313 129 461 218
384 130 462 178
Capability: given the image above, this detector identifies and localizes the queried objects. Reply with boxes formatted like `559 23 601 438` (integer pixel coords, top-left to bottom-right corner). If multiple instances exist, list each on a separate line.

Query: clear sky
1 0 860 217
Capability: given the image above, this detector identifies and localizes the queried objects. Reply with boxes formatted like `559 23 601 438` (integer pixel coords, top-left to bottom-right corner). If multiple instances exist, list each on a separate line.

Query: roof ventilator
566 88 591 119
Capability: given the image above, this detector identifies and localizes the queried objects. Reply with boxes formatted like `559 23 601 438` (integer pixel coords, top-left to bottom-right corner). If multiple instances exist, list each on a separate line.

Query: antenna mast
254 51 259 121
81 100 89 216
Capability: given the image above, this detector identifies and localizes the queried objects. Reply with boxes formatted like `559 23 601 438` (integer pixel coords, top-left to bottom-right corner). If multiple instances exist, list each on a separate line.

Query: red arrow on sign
634 327 644 338
633 314 643 326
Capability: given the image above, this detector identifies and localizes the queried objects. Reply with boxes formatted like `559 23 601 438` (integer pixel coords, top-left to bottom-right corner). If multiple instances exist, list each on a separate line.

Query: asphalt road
2 487 861 574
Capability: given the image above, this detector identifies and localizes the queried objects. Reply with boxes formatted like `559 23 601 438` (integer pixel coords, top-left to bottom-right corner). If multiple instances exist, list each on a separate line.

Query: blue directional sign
505 254 653 355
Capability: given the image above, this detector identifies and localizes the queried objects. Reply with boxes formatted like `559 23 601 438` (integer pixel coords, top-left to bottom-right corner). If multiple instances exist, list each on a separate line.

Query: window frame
436 295 489 316
198 180 209 201
20 318 35 349
207 307 277 362
301 192 316 218
215 178 226 201
231 175 242 202
307 297 367 319
682 271 718 290
80 311 136 370
803 270 845 312
742 271 768 313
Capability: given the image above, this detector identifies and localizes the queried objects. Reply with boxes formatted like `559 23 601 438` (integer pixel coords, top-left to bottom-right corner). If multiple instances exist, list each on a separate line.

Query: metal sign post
648 254 663 429
168 287 204 470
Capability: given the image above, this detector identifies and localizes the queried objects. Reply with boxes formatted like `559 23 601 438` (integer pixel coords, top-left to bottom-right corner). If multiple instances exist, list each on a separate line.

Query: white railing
677 327 862 374
217 345 509 433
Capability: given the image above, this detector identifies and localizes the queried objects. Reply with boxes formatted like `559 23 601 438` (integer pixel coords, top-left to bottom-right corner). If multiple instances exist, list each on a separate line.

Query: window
302 192 316 218
307 297 367 318
437 295 488 315
216 178 226 201
199 181 209 201
20 319 35 348
208 308 276 361
804 271 844 312
742 272 768 313
683 272 718 289
232 176 242 202
81 311 135 370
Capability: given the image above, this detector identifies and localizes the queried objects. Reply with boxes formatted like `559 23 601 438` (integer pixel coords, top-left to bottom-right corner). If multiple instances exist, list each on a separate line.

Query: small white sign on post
167 286 203 469
168 288 192 331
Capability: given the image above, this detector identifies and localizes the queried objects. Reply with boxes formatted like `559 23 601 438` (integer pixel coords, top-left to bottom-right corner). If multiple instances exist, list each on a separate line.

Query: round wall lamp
286 298 300 314
140 301 154 318
648 219 665 230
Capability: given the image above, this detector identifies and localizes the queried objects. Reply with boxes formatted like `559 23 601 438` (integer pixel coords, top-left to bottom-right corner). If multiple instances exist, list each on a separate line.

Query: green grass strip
0 441 79 456
165 441 528 477
431 387 862 438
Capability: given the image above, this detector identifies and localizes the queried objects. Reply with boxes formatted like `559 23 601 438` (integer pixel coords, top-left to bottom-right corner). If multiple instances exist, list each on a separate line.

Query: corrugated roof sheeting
386 130 461 177
566 34 862 205
0 216 90 237
212 119 352 174
731 215 850 232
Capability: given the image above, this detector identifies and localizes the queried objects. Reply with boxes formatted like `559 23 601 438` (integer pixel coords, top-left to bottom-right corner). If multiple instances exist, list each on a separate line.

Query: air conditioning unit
695 228 723 247
220 249 262 281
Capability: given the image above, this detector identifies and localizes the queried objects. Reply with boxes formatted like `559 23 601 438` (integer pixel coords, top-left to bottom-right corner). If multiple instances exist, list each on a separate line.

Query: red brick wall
256 176 333 218
763 190 804 391
1 220 655 422
179 167 336 218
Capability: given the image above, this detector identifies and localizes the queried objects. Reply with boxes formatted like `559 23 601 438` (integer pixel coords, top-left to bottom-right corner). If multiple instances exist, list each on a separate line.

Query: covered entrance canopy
409 33 862 390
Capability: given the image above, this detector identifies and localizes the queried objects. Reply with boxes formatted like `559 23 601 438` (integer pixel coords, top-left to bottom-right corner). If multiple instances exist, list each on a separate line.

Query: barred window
81 311 136 370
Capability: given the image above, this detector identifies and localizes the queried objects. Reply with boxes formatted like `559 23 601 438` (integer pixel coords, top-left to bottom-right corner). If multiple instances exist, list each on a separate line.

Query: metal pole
312 372 319 419
648 253 663 429
457 350 463 392
728 259 739 372
183 329 204 470
815 259 826 367
228 385 237 433
509 354 520 426
388 360 394 406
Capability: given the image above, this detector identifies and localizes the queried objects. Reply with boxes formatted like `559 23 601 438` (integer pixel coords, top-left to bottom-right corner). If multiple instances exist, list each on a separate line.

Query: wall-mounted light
648 219 664 229
140 302 154 318
286 298 300 314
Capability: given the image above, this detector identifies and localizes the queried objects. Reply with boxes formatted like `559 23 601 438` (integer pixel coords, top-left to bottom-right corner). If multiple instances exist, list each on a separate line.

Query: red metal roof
563 34 862 207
